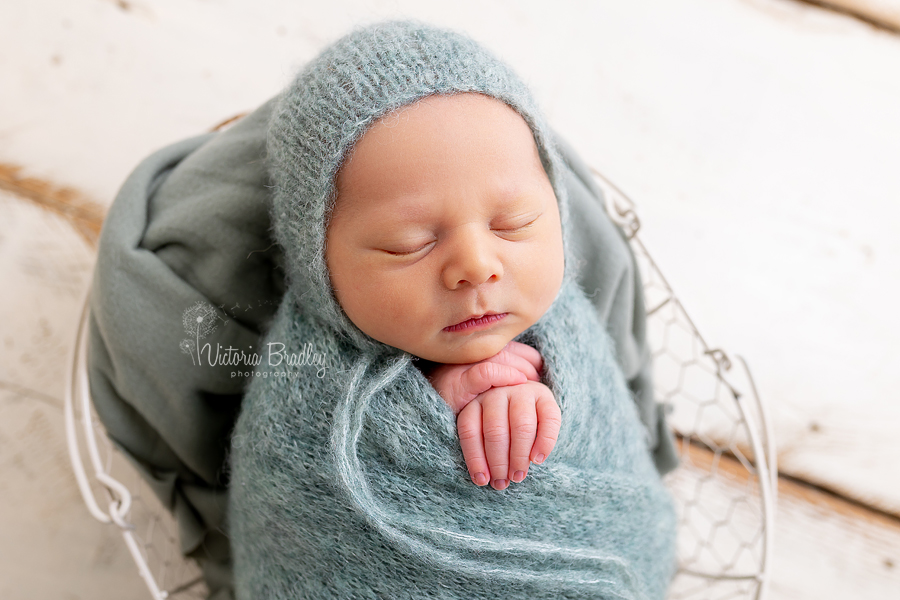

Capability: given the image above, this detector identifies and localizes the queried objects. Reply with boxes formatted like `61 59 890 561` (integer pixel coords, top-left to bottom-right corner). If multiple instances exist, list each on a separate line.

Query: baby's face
325 93 564 364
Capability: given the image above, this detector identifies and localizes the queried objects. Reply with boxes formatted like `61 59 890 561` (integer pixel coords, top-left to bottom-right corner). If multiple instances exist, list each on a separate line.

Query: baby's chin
415 336 514 365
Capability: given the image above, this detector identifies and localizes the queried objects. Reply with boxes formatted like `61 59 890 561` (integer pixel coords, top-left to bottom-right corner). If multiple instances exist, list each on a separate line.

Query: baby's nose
441 227 503 290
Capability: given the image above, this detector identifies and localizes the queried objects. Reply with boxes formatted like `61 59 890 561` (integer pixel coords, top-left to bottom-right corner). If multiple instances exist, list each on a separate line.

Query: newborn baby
229 21 676 600
327 92 563 491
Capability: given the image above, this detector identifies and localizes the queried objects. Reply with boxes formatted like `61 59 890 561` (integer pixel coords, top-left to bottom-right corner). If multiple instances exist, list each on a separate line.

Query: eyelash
381 217 539 256
492 216 539 234
383 241 436 256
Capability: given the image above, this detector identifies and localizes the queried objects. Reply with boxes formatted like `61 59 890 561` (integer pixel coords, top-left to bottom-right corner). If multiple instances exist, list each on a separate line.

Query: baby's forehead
332 93 553 218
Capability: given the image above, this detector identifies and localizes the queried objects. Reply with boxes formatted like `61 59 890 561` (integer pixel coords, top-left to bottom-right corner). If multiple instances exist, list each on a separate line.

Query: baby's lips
442 312 507 333
443 312 485 331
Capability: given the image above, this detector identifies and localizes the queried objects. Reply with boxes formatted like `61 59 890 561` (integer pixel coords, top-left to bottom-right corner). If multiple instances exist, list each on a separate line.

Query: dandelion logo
180 301 221 366
179 338 197 365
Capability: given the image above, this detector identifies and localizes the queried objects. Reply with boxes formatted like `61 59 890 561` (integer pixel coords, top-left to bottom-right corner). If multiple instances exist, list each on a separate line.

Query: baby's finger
480 390 511 490
461 362 526 400
456 402 490 486
485 347 540 382
502 342 544 379
507 393 538 483
531 389 562 465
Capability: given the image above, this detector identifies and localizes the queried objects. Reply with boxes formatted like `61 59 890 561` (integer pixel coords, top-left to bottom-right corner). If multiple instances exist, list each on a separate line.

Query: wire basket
593 170 777 600
65 301 208 600
65 171 776 600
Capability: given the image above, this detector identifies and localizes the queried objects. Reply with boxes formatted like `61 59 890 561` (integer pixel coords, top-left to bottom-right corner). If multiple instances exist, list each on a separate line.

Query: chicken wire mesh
593 169 776 600
65 170 776 600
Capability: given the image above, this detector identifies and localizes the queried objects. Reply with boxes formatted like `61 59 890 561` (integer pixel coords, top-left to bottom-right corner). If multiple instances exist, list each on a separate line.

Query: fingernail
492 479 508 490
534 454 545 464
513 470 525 482
472 472 488 486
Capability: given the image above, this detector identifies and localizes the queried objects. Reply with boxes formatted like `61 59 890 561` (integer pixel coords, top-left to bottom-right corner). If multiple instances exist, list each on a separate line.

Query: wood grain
677 441 900 599
0 163 105 247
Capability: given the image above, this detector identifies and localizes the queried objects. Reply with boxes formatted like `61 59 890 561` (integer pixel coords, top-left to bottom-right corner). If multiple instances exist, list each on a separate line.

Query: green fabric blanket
88 98 677 599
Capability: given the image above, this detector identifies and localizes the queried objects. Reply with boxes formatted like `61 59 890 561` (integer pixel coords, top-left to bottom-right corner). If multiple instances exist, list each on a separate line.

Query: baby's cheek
380 288 412 323
353 274 434 352
380 274 434 324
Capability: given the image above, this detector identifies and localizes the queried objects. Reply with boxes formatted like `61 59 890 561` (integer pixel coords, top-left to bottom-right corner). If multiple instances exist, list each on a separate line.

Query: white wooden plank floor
0 190 145 599
2 0 900 598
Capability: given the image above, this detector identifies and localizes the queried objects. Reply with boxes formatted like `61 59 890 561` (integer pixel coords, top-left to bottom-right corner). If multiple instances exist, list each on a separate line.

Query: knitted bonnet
268 20 572 351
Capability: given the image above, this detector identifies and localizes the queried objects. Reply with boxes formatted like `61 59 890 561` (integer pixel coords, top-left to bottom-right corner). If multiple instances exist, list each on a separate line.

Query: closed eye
380 241 436 256
492 215 540 235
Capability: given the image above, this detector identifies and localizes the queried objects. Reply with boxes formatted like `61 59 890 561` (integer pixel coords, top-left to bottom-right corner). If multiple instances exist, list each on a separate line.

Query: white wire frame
593 169 777 600
64 299 207 600
64 171 777 600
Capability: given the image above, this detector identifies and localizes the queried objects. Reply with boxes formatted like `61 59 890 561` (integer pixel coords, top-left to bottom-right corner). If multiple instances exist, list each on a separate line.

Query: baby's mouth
443 312 507 333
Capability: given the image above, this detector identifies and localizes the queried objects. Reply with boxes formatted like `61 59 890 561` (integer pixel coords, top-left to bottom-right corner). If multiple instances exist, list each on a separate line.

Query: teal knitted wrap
230 284 676 599
229 20 677 599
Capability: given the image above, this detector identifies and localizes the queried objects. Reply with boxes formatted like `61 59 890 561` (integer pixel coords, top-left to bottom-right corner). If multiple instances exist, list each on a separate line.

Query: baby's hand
457 381 560 490
427 341 543 414
426 342 560 490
